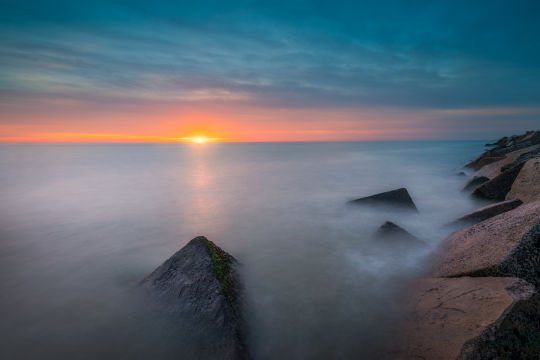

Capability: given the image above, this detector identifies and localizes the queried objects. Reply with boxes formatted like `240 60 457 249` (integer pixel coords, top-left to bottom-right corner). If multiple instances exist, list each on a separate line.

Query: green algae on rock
140 236 249 360
206 238 236 308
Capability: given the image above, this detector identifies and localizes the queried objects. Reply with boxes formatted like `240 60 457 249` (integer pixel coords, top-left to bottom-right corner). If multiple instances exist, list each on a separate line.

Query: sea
0 141 491 359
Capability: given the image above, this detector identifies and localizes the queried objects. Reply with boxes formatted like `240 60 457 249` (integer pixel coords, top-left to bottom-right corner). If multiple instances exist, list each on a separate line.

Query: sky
1 0 539 142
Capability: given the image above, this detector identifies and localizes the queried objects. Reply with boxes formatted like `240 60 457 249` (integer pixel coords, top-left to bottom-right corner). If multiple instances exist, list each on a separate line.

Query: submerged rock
433 201 540 285
373 221 421 243
451 199 523 226
348 188 418 212
394 277 535 360
472 162 525 201
140 236 249 360
506 158 540 204
461 175 489 192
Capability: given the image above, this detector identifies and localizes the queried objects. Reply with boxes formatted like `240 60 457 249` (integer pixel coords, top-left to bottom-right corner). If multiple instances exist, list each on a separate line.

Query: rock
465 155 505 171
500 146 540 172
140 236 249 360
462 176 489 192
458 292 540 359
348 188 418 211
493 136 508 147
432 201 540 285
465 131 540 171
373 221 421 243
451 199 523 226
457 171 467 176
520 130 540 145
471 144 539 180
461 142 538 194
394 138 540 359
506 158 540 204
472 162 525 201
488 131 540 156
394 277 535 360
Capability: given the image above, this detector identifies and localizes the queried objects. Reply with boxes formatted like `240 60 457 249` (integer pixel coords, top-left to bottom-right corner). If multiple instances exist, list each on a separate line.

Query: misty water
0 141 490 359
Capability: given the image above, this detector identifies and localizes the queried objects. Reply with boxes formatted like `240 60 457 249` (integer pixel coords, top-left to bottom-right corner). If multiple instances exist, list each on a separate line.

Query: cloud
0 1 539 139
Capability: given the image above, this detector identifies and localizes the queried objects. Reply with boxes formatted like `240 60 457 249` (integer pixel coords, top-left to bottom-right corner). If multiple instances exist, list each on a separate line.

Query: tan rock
472 144 539 180
393 277 534 360
467 131 540 170
457 292 540 359
432 201 540 284
450 199 523 226
471 162 525 201
506 158 540 203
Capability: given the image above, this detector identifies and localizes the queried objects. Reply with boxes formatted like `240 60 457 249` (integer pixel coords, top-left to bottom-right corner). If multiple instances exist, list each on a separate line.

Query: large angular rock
140 236 249 360
373 221 421 243
348 188 418 211
471 144 539 180
500 146 540 172
461 176 489 192
465 155 505 171
432 201 540 285
506 158 540 204
393 277 535 360
451 199 523 226
458 292 540 359
472 162 525 201
465 131 540 171
461 144 538 199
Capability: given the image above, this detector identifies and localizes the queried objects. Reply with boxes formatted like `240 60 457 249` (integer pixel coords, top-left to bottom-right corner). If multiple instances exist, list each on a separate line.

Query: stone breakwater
393 130 540 360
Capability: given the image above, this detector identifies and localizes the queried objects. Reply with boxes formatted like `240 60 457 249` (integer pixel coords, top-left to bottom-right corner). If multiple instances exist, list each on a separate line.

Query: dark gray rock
348 188 418 211
373 221 421 243
457 171 467 176
462 176 489 192
451 199 523 226
458 292 540 360
492 219 540 287
140 236 249 360
472 163 525 201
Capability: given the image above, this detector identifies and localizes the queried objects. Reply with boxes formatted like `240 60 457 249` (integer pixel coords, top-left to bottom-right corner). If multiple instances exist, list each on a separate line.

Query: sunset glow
192 136 207 144
1 2 539 142
174 135 224 143
184 135 210 144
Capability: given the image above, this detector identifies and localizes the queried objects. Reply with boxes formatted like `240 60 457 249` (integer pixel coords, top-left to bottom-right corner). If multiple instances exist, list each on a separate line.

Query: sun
176 134 221 143
191 136 208 144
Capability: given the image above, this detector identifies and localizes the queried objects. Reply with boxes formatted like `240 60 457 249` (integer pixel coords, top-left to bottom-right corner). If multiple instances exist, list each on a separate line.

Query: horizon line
0 139 494 144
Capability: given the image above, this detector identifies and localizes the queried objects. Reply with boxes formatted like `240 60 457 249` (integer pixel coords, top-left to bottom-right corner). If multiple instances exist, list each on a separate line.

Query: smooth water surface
0 141 488 359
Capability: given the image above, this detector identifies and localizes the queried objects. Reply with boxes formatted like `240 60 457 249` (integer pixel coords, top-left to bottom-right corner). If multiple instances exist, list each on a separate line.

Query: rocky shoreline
139 131 539 359
394 130 540 359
